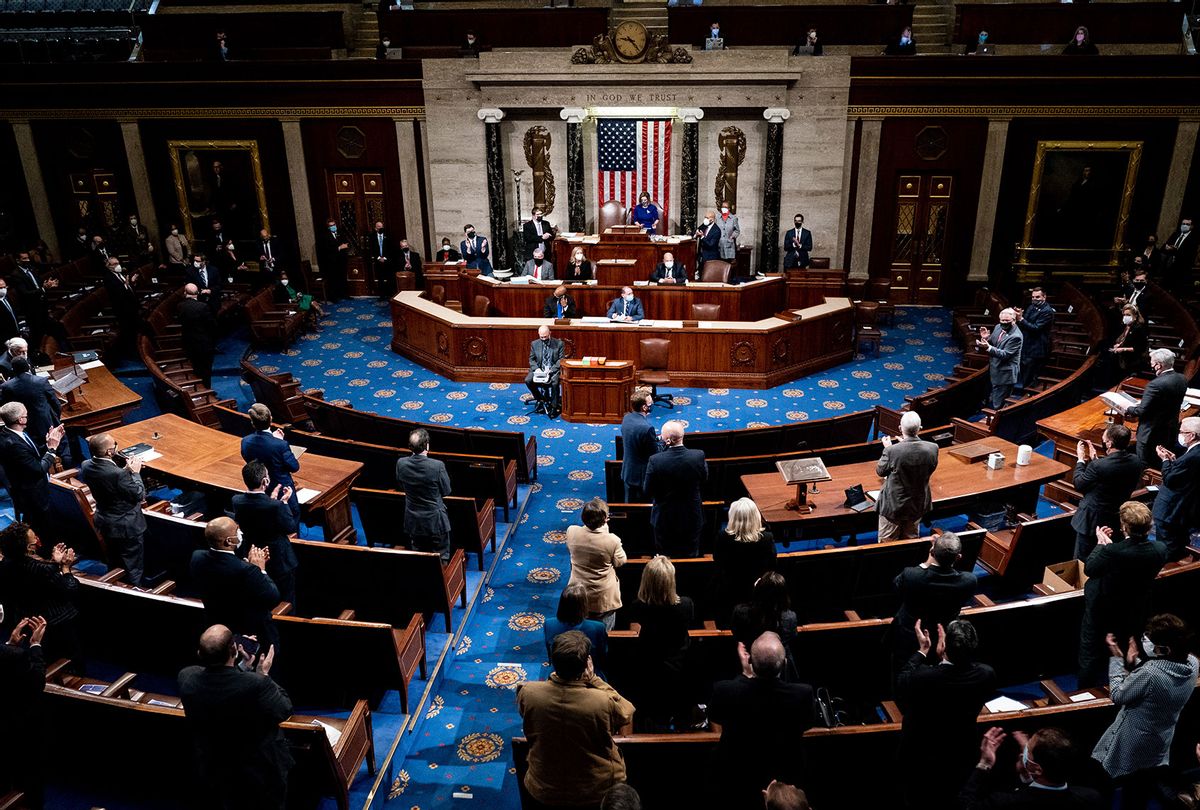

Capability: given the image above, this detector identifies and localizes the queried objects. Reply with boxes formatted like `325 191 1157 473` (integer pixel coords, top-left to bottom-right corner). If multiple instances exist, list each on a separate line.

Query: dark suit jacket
434 247 462 263
232 492 299 578
184 264 225 312
395 453 452 537
0 296 20 346
1069 449 1145 538
645 445 708 556
1153 444 1200 528
396 248 423 286
240 431 300 494
562 260 593 282
522 218 555 254
102 270 141 322
257 237 285 273
78 457 146 539
606 296 644 321
459 235 493 276
1018 301 1055 361
8 266 47 325
1163 228 1198 274
650 262 687 284
875 437 939 522
317 228 350 274
885 38 917 55
1125 370 1187 465
782 227 813 268
0 641 45 728
367 231 396 266
178 297 218 358
1083 536 1167 643
527 337 564 383
177 664 294 808
0 428 55 512
542 295 578 319
189 549 280 648
1 373 61 452
893 564 978 644
620 412 659 487
959 766 1106 809
698 223 722 262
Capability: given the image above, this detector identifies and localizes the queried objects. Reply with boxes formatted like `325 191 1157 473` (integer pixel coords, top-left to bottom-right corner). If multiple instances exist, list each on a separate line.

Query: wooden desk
59 365 143 435
108 414 363 544
561 360 635 424
741 438 1071 539
553 232 696 284
1037 389 1199 456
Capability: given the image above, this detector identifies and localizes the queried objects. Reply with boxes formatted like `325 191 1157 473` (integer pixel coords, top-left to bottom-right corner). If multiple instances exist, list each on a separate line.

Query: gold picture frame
1018 140 1142 266
168 139 270 244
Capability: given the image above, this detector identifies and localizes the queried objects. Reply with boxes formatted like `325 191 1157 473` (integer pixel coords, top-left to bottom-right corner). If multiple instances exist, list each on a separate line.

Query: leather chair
691 303 721 320
473 295 491 317
868 278 895 325
854 301 883 356
700 260 732 284
809 257 831 269
846 279 867 302
629 199 664 232
637 338 673 408
598 200 628 233
430 285 446 306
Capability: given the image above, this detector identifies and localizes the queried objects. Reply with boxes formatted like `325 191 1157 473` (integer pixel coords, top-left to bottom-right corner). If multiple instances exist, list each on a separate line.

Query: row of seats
0 32 132 62
0 0 145 12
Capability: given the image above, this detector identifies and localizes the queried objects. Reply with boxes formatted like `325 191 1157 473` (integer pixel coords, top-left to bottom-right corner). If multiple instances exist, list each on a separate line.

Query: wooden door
327 170 386 297
886 174 953 305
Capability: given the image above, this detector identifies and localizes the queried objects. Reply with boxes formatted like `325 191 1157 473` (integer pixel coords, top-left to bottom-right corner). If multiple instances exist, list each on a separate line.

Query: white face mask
1181 433 1194 447
702 217 711 226
171 229 179 236
1142 635 1157 658
574 255 583 262
1123 315 1134 325
664 261 674 268
1182 224 1192 233
622 294 633 302
0 289 6 300
280 278 289 286
721 207 729 214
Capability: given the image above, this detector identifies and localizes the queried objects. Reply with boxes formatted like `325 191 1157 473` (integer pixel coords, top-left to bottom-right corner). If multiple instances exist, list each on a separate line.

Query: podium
561 360 634 424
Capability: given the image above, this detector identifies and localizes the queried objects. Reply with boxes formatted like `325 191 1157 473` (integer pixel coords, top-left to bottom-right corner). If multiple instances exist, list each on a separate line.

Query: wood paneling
954 4 1183 46
669 6 913 47
380 9 609 48
140 12 346 61
0 121 36 253
552 235 697 283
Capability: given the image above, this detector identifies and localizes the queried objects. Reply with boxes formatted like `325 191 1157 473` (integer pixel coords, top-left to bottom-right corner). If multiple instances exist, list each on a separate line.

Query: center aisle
249 300 962 810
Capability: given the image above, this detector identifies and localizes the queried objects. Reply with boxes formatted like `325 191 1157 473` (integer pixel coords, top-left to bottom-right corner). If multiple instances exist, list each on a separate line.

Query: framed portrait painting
168 139 270 244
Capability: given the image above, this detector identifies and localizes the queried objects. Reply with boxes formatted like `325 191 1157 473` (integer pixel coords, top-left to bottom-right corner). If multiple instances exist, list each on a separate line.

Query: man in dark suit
78 433 147 587
620 390 660 503
650 252 687 285
0 615 47 805
184 252 224 316
88 235 113 275
1113 268 1152 318
394 428 452 560
396 237 423 290
975 307 1023 410
0 337 27 379
367 220 396 299
522 207 555 260
177 624 294 810
708 632 815 809
0 358 61 456
189 517 281 652
1160 217 1196 294
1070 424 1145 559
891 531 978 673
233 461 299 606
459 224 493 277
644 420 708 557
1078 501 1167 687
606 286 644 322
257 228 283 279
0 401 65 543
317 217 351 300
0 278 21 348
1153 416 1200 560
241 403 301 518
1015 287 1054 389
782 213 813 269
102 255 142 352
178 283 218 388
896 619 997 810
542 285 578 320
9 250 59 356
960 727 1105 810
525 325 564 417
696 210 722 264
1124 348 1188 469
875 410 939 540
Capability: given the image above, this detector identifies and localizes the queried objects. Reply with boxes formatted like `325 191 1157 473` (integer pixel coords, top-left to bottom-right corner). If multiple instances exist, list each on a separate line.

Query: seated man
650 252 687 285
606 287 644 322
518 246 555 281
543 285 578 319
526 325 564 417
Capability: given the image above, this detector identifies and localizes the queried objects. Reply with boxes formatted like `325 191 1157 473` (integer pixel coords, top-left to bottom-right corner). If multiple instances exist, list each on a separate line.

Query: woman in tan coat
566 498 627 631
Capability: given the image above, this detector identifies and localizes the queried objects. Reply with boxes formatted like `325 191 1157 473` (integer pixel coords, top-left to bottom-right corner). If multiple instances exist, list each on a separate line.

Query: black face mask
1134 282 1146 289
795 222 803 228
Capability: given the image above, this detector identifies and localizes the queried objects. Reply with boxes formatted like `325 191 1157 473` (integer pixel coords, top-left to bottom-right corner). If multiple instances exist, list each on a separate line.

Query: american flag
597 118 671 227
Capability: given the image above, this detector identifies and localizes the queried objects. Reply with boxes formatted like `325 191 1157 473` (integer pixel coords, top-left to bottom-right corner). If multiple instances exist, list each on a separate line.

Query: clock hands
619 35 639 47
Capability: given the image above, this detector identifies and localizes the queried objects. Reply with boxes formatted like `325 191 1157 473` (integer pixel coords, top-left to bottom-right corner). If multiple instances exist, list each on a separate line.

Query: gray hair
0 402 27 427
6 337 27 352
750 631 786 679
931 531 962 566
899 411 922 437
1149 348 1176 369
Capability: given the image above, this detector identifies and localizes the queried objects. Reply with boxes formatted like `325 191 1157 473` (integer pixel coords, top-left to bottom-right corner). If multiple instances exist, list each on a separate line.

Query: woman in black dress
731 571 798 680
630 555 697 730
711 497 776 623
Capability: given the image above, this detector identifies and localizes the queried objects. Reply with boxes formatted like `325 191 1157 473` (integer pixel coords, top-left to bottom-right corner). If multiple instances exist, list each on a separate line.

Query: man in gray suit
525 325 564 417
875 410 939 541
517 246 555 281
78 433 147 587
974 307 1023 410
1124 347 1188 470
394 428 452 560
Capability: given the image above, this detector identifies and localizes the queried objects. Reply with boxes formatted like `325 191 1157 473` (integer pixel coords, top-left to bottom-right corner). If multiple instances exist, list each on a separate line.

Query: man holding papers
606 287 644 323
1116 348 1187 469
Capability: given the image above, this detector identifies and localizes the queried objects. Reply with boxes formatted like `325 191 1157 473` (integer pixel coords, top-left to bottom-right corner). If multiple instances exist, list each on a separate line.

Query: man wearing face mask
178 283 218 388
184 252 224 316
526 325 564 417
522 207 555 261
78 433 147 588
1152 416 1200 561
103 256 141 351
164 223 190 274
543 285 578 319
1160 217 1196 294
435 238 461 263
974 307 1023 410
1014 287 1054 389
962 727 1103 809
67 226 91 260
1130 233 1160 277
792 28 822 56
317 217 351 300
120 213 154 262
782 214 812 269
706 22 725 48
964 30 991 56
884 26 916 56
1070 425 1145 561
1124 348 1187 470
519 246 555 281
696 210 722 264
368 221 396 299
651 251 687 285
10 251 58 358
606 286 644 323
460 224 493 277
397 237 423 290
0 278 19 347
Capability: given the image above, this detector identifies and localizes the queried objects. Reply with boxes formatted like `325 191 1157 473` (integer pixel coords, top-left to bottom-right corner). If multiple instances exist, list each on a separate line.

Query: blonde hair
726 497 764 543
637 555 680 606
1119 501 1153 537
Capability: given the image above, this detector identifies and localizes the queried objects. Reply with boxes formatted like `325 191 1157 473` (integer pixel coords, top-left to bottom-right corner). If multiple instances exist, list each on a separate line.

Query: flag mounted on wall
597 118 672 229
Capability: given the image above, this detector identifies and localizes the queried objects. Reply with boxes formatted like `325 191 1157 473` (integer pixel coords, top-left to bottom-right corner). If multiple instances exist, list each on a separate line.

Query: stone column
280 118 316 266
968 117 1011 282
394 118 428 256
1157 118 1200 241
759 107 791 275
11 120 59 258
119 120 160 244
849 117 883 281
478 108 509 270
561 107 587 233
679 108 704 235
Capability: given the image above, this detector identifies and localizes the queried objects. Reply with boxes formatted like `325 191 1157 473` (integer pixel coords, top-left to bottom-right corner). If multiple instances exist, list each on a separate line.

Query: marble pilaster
968 118 1011 282
11 120 59 259
394 118 428 256
849 117 883 281
479 108 510 270
679 108 704 235
280 118 316 266
561 108 586 232
759 108 790 275
119 120 159 244
1157 119 1200 241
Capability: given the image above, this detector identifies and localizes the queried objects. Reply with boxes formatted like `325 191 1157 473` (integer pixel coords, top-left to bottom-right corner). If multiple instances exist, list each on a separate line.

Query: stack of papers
984 696 1027 713
296 487 321 505
1099 391 1139 411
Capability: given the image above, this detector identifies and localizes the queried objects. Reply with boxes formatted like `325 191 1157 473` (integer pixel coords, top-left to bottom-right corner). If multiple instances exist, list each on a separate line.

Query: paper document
1100 391 1138 410
296 487 321 505
984 696 1027 713
146 698 177 708
134 449 163 462
867 490 881 501
289 444 307 459
78 683 106 695
80 359 105 370
1070 692 1099 703
313 719 342 748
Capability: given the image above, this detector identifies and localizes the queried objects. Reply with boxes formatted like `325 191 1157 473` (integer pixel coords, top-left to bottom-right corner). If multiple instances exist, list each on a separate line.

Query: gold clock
612 20 649 62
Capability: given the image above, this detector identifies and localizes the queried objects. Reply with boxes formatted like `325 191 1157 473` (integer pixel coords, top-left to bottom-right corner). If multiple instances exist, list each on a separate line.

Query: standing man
460 224 493 277
644 419 708 557
875 410 939 541
120 213 154 264
1124 348 1187 469
394 428 453 560
184 252 223 317
0 402 63 540
716 200 740 262
1069 425 1145 560
522 207 555 260
1153 416 1200 561
0 358 61 456
620 390 659 503
525 325 564 417
606 286 644 322
0 615 48 806
78 433 147 588
519 246 554 281
177 625 294 810
368 220 395 299
178 284 218 388
317 217 350 300
696 210 722 265
975 307 1023 410
189 517 281 652
0 278 19 347
542 285 577 320
397 237 423 290
257 228 282 279
1015 286 1054 389
232 461 299 606
890 531 978 674
103 255 143 353
782 213 812 270
241 404 301 518
10 250 59 356
650 252 687 285
1160 216 1196 294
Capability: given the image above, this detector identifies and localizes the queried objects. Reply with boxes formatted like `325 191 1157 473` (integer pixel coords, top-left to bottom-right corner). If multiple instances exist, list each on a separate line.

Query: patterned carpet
241 299 965 810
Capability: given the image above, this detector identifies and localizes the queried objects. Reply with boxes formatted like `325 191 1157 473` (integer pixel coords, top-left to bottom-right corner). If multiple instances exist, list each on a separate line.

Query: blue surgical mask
1142 635 1157 658
329 225 337 233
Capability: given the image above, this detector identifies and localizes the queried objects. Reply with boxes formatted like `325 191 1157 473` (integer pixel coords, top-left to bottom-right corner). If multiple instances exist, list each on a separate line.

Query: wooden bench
353 486 497 571
244 285 307 348
240 358 312 427
971 511 1077 591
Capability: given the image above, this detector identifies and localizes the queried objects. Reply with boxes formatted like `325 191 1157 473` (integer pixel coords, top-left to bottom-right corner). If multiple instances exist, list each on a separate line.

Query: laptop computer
705 37 724 50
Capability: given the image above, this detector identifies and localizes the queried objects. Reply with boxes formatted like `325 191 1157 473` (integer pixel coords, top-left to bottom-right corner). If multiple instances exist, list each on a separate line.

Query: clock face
613 20 648 60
